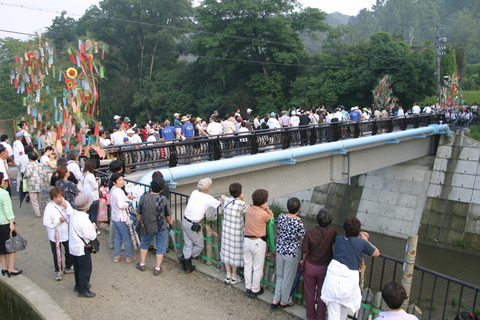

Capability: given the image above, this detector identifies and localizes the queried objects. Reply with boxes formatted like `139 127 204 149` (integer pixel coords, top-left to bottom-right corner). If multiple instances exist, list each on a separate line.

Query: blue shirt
174 119 181 129
333 236 375 270
162 126 176 140
182 122 194 138
350 110 361 121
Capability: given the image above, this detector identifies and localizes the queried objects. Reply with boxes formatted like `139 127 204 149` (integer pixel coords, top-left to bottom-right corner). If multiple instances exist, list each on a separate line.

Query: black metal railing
95 172 479 319
100 113 446 172
364 254 479 320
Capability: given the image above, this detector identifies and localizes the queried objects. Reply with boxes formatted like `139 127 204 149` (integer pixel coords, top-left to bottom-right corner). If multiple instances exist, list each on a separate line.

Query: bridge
101 114 450 198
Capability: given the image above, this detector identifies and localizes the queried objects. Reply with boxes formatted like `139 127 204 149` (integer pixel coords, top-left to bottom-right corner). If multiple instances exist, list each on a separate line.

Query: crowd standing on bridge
0 107 476 318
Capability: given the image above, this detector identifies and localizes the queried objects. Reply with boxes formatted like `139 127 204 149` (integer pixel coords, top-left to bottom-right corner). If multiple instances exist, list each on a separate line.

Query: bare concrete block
361 188 379 201
471 190 480 205
395 206 416 221
475 178 480 190
368 168 387 177
451 173 476 189
405 167 426 181
401 180 423 195
379 190 399 204
468 204 480 218
427 184 442 198
429 171 445 185
436 145 452 158
433 158 448 172
358 199 377 214
397 194 418 208
455 160 478 175
459 147 480 161
364 175 384 190
377 202 396 216
385 166 406 179
448 187 473 203
384 179 403 192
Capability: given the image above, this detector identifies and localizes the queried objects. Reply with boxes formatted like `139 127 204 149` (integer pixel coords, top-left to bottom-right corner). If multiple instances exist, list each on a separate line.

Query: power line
0 2 431 68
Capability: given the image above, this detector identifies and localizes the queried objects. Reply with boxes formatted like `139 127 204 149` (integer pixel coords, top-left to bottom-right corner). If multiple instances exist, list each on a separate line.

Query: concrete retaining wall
275 131 480 255
0 275 70 320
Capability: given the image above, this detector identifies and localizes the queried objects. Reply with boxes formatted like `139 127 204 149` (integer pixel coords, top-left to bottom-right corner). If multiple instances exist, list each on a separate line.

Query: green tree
441 45 457 79
76 0 193 123
190 0 329 113
0 38 28 119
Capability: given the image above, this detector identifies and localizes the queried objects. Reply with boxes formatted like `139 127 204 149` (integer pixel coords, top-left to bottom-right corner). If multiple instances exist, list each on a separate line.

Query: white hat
114 115 121 120
149 128 157 135
197 178 212 191
247 108 252 113
174 113 180 117
126 129 135 134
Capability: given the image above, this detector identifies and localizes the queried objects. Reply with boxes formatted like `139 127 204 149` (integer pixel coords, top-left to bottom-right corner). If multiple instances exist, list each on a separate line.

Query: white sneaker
230 275 244 285
55 272 62 281
223 277 231 284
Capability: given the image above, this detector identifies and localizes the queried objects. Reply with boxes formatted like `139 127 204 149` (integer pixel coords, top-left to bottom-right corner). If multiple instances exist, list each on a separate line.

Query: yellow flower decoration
66 67 78 79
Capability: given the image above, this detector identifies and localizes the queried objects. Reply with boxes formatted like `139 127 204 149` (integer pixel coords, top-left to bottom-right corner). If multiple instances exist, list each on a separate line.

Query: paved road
3 177 304 320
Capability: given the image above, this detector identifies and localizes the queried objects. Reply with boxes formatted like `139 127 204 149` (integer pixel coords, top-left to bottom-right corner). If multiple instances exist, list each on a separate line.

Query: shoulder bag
5 230 27 253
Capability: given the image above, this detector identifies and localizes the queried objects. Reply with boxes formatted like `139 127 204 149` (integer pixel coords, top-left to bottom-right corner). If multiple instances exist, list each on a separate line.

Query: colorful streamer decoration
11 35 107 150
372 74 398 109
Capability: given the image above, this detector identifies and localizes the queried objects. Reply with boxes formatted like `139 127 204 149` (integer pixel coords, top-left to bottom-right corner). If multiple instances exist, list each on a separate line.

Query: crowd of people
0 109 476 318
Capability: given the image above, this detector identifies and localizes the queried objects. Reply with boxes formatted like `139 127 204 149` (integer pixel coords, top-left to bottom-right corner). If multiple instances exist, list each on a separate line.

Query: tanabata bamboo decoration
10 34 106 150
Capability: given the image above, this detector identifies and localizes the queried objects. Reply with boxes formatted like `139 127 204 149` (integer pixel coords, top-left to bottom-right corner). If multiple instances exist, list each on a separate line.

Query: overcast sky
0 0 377 39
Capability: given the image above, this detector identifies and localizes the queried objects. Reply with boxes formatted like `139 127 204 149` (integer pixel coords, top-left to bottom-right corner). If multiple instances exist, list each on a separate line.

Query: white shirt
1 142 13 157
267 117 281 129
0 158 9 182
81 172 99 201
412 105 421 114
12 140 24 165
67 160 83 189
110 186 130 222
111 130 127 145
184 190 220 222
18 154 29 174
222 120 236 134
289 116 300 127
129 134 142 144
69 210 97 256
397 108 404 116
376 309 418 320
43 200 75 242
207 122 223 136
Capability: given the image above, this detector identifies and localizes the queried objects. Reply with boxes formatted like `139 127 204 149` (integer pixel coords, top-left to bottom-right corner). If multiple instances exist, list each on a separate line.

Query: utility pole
429 26 447 100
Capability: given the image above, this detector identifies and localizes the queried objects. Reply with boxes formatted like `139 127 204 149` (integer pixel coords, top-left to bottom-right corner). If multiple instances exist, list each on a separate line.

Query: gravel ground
8 186 301 320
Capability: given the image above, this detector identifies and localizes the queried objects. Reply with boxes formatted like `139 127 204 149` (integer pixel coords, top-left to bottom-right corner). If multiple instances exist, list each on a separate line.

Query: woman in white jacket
81 159 100 225
70 194 97 298
43 187 75 281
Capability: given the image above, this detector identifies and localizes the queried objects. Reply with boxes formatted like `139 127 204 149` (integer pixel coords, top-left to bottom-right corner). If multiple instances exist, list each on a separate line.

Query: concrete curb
0 274 71 320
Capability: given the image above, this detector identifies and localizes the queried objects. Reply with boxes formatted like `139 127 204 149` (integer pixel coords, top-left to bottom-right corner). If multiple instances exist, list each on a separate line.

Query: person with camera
70 194 97 298
178 178 220 274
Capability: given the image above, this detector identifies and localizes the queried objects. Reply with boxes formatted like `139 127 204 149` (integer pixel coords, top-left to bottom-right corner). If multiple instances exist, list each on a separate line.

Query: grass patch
421 90 480 105
465 125 480 141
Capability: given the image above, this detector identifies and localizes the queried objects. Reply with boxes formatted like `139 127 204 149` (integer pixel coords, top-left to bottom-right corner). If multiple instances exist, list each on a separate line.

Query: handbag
74 228 100 254
5 231 27 253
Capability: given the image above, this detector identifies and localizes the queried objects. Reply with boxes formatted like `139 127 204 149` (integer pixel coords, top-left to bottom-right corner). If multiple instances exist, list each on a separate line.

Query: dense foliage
4 0 477 123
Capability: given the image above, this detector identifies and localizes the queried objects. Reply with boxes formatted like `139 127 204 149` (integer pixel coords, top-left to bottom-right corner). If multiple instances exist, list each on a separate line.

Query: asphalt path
4 174 303 320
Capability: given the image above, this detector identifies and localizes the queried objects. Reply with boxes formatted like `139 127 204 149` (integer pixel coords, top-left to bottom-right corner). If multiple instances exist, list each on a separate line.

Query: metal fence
95 172 479 320
364 254 479 320
101 113 446 172
0 119 16 142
